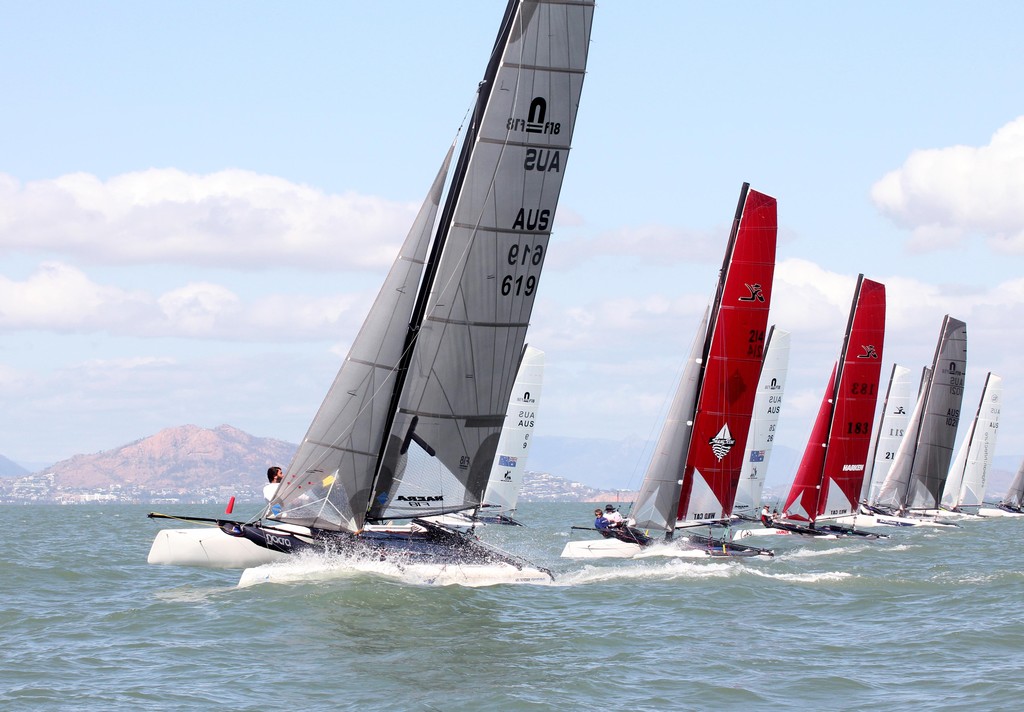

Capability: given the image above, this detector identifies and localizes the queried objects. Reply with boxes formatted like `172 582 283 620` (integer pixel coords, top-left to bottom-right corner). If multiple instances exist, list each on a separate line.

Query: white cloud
0 262 367 341
0 169 417 270
871 115 1024 253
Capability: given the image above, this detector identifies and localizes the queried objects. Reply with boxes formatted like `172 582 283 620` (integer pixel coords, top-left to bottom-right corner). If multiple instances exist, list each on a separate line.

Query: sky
2 1 1024 484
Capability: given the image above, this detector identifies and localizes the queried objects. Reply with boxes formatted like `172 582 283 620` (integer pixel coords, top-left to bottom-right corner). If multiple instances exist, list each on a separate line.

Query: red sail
784 276 886 522
676 187 777 522
783 364 837 521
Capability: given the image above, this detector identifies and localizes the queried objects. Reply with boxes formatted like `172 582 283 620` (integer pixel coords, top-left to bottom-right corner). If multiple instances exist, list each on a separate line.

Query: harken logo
858 344 879 359
708 424 736 461
738 283 765 302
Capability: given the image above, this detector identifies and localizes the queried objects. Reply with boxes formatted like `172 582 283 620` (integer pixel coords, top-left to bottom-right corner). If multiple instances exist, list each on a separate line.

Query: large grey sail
631 308 710 532
905 316 967 509
370 1 594 521
876 316 966 511
270 146 456 531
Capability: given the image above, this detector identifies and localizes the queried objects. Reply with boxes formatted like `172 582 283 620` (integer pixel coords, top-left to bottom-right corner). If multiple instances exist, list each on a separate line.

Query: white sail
731 327 790 517
480 346 545 514
941 372 1001 510
861 364 913 505
1000 459 1024 510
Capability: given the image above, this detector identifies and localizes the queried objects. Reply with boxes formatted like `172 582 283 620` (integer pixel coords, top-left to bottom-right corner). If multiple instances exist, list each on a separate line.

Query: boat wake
236 549 553 589
555 559 743 586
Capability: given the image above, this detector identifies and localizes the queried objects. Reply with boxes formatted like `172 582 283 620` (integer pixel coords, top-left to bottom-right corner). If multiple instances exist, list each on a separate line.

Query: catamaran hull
148 527 290 569
977 507 1024 518
560 534 773 559
560 538 643 559
832 511 959 528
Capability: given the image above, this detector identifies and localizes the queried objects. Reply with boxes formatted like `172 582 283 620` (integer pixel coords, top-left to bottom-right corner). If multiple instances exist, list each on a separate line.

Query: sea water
2 502 1023 711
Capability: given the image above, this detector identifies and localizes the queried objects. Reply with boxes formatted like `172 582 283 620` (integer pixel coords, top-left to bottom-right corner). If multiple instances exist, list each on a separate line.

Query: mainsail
999 459 1024 510
941 372 1002 511
783 276 886 523
677 187 777 523
480 345 545 514
874 315 967 511
271 0 594 532
859 364 913 505
631 184 777 532
731 327 791 518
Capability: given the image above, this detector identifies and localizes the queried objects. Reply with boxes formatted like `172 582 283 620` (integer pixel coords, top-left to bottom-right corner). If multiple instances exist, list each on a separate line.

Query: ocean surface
3 502 1023 711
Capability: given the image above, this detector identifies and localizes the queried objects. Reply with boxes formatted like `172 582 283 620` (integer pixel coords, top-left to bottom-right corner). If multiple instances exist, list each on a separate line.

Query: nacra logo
396 495 444 502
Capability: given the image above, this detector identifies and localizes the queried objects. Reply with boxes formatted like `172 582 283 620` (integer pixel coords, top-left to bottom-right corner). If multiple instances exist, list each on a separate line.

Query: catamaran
562 183 778 560
939 372 1001 518
857 315 967 528
858 364 914 506
741 276 887 540
980 458 1024 517
148 0 595 584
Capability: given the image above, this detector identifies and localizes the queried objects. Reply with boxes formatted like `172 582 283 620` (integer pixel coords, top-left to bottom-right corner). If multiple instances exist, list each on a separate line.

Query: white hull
977 507 1024 518
560 537 642 559
832 512 958 529
733 525 837 540
148 528 289 569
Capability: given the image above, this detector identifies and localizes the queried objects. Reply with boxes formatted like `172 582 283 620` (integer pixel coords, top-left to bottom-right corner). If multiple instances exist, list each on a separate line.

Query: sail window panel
380 438 481 520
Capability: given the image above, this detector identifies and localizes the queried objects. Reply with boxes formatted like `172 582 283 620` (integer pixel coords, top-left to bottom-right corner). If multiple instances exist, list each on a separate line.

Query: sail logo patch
738 283 765 302
709 424 736 461
858 344 879 359
750 450 765 462
506 96 561 135
499 455 518 468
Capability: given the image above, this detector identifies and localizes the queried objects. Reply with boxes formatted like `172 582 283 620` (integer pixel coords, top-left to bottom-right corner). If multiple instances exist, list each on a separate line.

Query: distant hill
0 455 29 478
40 424 296 491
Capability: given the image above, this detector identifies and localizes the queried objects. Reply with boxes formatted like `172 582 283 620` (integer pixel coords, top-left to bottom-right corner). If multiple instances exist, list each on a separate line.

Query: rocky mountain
41 424 296 491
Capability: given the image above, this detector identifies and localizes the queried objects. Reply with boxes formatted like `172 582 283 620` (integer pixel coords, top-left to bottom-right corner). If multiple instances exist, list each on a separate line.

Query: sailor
760 505 772 526
604 504 625 528
264 466 284 502
594 508 611 536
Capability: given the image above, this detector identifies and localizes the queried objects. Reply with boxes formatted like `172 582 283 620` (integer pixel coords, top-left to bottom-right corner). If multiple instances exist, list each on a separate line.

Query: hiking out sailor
604 504 625 528
594 509 612 537
760 505 772 526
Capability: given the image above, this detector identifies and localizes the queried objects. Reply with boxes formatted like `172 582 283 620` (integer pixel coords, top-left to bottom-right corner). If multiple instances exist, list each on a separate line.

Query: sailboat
863 315 967 527
730 327 791 520
940 372 1001 517
430 345 544 528
766 276 886 539
562 183 778 560
148 0 595 584
858 364 914 506
981 459 1024 517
